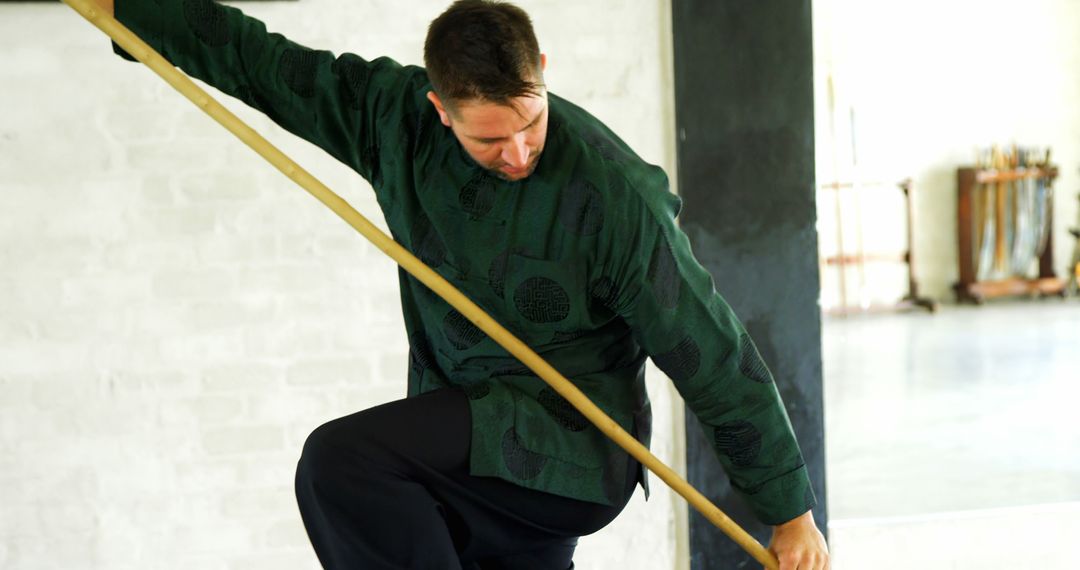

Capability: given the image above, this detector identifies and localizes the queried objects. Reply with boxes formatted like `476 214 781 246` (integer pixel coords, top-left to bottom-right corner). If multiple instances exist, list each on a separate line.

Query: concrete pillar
670 1 827 567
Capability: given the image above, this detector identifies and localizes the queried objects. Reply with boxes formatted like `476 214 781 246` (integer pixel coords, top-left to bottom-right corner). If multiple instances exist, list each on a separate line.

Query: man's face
430 91 549 182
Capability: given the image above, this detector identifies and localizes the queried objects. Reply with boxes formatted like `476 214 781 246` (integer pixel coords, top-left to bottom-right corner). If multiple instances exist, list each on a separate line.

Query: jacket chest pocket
500 253 588 344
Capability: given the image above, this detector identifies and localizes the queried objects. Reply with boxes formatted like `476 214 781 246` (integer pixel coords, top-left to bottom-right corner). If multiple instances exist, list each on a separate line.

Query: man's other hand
766 510 830 570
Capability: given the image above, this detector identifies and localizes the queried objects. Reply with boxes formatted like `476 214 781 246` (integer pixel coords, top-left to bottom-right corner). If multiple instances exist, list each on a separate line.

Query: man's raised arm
96 0 413 185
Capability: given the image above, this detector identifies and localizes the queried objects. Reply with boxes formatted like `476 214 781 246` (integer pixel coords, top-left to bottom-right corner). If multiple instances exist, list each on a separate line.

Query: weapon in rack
1068 188 1080 295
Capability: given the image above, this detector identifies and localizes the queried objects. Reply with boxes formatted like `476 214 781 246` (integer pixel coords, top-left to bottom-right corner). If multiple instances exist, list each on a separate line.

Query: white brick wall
0 1 686 569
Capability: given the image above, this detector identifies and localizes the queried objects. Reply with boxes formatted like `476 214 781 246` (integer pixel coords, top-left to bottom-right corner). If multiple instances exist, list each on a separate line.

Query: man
96 0 829 568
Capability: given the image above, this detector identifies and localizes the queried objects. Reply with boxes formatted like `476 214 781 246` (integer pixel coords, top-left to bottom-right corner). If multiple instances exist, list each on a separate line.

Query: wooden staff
59 0 781 567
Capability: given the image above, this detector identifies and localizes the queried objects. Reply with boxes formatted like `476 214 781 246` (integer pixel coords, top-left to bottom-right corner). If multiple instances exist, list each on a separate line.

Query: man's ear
426 91 452 127
540 53 547 73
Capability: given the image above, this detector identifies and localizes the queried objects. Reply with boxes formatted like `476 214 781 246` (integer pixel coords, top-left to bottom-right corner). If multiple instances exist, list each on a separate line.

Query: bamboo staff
59 0 780 567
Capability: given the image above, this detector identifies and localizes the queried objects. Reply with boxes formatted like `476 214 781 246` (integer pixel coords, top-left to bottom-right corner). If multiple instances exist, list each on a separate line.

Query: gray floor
822 299 1080 520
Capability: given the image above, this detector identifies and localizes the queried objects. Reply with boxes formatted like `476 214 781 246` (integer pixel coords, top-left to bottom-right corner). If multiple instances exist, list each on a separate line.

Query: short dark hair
424 0 544 109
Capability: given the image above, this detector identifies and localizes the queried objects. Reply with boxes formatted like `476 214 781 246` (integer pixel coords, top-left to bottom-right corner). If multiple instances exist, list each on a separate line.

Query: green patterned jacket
115 0 815 525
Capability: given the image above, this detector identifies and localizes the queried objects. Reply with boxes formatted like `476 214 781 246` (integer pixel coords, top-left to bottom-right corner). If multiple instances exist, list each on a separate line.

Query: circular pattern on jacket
738 334 772 383
652 336 701 382
331 55 371 111
443 309 484 350
459 174 497 218
713 421 762 467
538 388 588 432
183 0 231 47
279 48 321 98
513 277 571 323
501 428 547 480
647 238 680 309
558 179 604 235
410 214 446 268
408 333 436 377
589 277 619 310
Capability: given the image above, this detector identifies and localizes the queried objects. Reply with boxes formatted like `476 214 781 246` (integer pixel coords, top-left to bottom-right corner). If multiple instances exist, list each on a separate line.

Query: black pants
295 389 636 569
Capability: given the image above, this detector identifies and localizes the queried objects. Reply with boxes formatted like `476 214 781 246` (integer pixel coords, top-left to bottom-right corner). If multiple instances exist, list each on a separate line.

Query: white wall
0 0 687 568
814 0 1080 306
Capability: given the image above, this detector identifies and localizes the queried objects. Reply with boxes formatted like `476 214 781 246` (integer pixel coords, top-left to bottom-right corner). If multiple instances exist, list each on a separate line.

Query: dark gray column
670 1 825 567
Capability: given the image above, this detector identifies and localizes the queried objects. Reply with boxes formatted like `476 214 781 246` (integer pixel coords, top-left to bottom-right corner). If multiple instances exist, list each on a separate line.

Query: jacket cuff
734 463 817 526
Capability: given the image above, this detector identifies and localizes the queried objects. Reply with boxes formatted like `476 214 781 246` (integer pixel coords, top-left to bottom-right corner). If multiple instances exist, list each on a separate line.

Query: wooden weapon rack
820 179 936 314
955 166 1066 303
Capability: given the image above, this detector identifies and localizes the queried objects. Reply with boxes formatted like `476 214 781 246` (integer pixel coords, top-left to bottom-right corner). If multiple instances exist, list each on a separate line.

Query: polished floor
823 299 1080 568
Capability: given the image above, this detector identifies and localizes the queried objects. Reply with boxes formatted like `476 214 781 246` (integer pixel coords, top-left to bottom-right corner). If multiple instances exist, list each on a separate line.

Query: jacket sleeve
113 0 410 182
595 169 816 525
